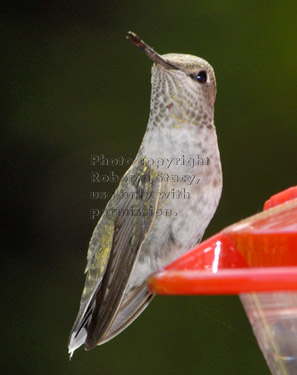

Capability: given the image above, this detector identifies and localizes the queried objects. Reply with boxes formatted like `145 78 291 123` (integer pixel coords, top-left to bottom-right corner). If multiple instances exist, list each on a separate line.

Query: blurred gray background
2 1 296 374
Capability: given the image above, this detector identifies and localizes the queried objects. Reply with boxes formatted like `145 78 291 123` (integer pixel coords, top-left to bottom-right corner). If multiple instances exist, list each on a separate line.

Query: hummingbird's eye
190 70 207 84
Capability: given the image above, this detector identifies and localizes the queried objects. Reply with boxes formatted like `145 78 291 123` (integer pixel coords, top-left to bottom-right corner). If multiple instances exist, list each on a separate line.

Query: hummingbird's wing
97 283 154 345
69 161 160 355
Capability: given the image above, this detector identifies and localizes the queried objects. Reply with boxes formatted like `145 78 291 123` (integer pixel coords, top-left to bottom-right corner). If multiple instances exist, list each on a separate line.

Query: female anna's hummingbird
68 32 222 356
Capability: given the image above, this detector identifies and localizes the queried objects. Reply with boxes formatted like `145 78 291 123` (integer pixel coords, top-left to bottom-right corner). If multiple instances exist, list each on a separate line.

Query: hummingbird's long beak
126 31 180 70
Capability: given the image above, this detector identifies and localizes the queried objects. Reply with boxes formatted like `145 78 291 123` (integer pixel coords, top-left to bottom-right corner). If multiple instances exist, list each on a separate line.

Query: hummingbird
68 31 222 356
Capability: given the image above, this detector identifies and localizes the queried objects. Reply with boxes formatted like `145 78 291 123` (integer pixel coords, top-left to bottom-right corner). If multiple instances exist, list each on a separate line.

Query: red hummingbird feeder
147 186 297 375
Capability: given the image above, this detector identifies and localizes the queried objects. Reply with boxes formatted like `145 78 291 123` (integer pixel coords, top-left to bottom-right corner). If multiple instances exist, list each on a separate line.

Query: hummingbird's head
127 32 217 127
155 53 216 108
127 32 216 117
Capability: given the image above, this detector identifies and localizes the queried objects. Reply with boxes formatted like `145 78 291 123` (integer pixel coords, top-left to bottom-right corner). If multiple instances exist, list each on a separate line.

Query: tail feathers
68 284 153 356
68 325 87 359
68 297 95 358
